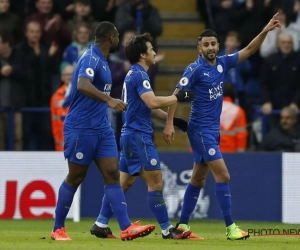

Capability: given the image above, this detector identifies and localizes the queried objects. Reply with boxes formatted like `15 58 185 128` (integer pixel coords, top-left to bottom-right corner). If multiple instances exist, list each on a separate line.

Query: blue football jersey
64 44 112 135
176 53 239 132
121 64 153 135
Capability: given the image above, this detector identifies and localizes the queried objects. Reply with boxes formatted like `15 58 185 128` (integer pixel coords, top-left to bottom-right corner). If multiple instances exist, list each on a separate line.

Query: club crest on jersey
179 77 189 86
208 148 216 156
150 159 157 166
86 68 94 77
143 80 151 89
76 152 84 159
217 65 223 73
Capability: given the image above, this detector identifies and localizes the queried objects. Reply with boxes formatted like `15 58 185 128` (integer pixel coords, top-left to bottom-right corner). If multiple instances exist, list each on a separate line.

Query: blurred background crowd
1 0 300 153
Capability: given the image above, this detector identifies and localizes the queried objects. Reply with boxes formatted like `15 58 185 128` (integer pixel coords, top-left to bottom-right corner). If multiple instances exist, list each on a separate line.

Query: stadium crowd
0 0 300 152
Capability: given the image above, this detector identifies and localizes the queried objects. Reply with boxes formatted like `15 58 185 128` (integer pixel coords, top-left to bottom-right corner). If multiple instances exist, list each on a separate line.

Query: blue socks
147 191 171 230
54 181 77 231
215 183 233 227
96 194 113 225
179 183 201 224
104 184 131 230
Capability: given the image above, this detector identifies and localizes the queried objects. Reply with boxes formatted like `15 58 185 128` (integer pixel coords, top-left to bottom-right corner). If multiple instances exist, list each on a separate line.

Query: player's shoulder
131 68 149 81
184 61 202 75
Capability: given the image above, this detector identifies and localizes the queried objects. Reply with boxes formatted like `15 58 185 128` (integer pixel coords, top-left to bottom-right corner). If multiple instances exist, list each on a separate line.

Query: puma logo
184 92 188 98
103 65 107 71
204 72 210 77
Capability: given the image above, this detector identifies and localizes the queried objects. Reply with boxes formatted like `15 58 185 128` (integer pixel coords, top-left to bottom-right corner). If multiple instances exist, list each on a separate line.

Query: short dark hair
94 21 116 43
125 33 153 64
198 29 218 42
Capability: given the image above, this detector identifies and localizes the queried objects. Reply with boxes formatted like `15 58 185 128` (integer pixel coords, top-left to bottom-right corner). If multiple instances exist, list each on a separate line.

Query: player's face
109 28 119 53
198 37 219 63
144 41 156 66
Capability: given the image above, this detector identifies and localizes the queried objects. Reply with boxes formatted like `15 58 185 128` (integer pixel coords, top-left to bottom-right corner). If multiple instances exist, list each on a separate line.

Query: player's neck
96 43 110 59
137 61 149 72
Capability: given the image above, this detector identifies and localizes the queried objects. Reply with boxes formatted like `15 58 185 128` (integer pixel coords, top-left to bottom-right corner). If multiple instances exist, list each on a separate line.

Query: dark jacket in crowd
260 51 300 109
261 126 300 152
17 40 55 107
0 48 27 107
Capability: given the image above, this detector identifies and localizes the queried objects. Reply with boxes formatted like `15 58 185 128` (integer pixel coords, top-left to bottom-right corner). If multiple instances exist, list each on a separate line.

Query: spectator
230 0 273 48
52 0 74 20
220 83 248 153
210 0 236 49
60 22 92 72
114 0 163 89
18 21 57 151
0 30 27 150
0 0 22 45
260 106 300 152
260 6 300 58
25 0 71 59
90 0 123 22
218 31 251 108
9 0 35 21
67 0 98 40
50 65 73 151
260 32 300 118
114 0 163 51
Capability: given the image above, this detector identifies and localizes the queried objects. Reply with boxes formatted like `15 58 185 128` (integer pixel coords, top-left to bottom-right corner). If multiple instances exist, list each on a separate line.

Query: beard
202 52 216 62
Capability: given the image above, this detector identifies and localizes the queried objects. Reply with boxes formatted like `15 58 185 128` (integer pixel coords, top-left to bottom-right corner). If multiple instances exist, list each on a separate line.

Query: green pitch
0 219 299 250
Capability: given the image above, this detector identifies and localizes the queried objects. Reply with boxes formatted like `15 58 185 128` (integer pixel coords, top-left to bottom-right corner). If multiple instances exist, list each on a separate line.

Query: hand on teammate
107 98 127 112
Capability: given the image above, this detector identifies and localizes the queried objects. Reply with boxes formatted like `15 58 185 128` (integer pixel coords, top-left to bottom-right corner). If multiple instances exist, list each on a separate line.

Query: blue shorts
188 131 223 164
64 129 118 165
119 133 160 176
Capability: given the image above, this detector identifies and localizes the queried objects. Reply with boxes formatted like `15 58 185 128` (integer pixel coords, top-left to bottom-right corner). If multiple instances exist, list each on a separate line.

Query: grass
0 219 300 250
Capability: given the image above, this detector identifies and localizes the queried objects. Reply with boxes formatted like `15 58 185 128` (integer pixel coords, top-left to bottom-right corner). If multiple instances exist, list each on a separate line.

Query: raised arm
238 13 281 63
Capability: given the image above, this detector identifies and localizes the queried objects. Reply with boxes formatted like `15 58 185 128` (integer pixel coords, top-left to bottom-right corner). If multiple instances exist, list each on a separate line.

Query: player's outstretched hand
107 98 127 112
173 117 188 132
175 88 194 102
263 12 281 32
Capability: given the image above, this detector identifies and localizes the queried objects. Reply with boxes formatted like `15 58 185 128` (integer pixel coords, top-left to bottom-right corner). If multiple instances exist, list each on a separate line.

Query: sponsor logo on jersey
86 68 94 77
143 80 151 89
204 72 210 77
217 65 223 73
179 77 189 86
104 84 112 95
209 82 223 100
150 159 157 166
76 152 83 159
208 148 216 156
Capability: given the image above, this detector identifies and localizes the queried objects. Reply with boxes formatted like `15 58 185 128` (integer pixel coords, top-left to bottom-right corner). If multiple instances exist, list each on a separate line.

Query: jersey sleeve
135 72 153 96
176 63 199 90
224 52 239 69
78 52 99 82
